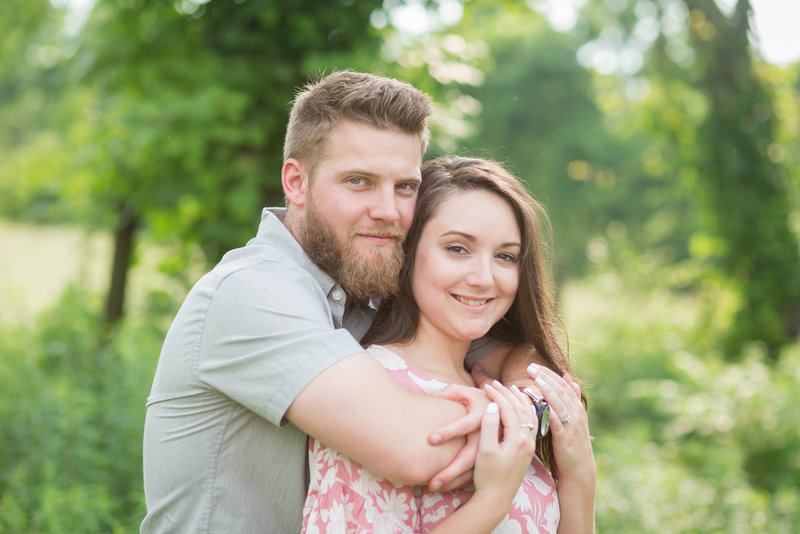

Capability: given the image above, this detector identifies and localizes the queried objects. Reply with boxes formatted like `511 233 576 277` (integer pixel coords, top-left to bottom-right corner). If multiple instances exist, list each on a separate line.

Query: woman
302 156 595 533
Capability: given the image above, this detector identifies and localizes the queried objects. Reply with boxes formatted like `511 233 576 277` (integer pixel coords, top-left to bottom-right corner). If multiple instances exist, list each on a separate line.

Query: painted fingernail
510 384 521 393
493 379 503 388
484 383 496 393
523 387 543 401
527 363 539 375
486 402 498 414
535 376 546 387
431 480 442 491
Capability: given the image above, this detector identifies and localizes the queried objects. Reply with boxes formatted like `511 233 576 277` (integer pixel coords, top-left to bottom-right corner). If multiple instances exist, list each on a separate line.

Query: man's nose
368 187 401 223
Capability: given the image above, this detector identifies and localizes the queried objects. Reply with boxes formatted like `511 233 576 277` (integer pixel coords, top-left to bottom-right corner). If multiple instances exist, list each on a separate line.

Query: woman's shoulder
366 344 449 394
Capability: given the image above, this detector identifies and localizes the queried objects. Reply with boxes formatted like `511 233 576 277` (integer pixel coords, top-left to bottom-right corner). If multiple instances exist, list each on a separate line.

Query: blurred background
1 0 798 531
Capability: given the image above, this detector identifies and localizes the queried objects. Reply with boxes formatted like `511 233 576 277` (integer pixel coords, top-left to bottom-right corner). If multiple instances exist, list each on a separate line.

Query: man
141 71 502 533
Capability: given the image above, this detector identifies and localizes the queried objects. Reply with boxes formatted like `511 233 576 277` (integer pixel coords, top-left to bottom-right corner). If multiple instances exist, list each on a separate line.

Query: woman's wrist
464 490 511 528
557 468 596 501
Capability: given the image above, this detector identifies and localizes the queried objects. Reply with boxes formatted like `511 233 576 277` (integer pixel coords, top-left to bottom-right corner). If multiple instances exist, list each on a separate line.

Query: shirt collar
249 207 340 299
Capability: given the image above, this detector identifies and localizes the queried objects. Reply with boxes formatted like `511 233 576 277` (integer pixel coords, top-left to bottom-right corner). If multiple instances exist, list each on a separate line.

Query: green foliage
74 0 386 261
564 271 800 533
0 0 82 223
0 288 164 532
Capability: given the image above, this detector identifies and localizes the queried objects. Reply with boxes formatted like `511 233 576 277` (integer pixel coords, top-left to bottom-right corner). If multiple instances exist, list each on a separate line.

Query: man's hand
426 383 489 491
470 363 494 389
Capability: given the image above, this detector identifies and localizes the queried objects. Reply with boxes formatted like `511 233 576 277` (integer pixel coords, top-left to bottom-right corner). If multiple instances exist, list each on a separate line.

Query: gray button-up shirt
142 208 369 533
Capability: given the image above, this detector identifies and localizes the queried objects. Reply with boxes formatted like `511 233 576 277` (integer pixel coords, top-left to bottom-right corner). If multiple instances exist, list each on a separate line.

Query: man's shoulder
202 246 319 300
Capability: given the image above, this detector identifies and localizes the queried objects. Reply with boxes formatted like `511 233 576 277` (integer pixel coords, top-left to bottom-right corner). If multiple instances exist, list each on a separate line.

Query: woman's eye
497 253 518 263
446 245 468 255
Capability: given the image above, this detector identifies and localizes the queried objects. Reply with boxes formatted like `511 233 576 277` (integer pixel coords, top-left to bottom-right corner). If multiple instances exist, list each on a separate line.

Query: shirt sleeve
196 259 365 426
464 336 499 369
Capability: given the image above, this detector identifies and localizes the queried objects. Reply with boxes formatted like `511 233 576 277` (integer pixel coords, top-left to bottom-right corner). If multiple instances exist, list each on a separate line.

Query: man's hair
362 155 584 480
283 71 434 172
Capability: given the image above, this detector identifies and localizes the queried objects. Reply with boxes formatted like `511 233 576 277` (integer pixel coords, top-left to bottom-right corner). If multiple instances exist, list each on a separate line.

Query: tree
73 0 386 325
679 0 800 356
567 0 800 356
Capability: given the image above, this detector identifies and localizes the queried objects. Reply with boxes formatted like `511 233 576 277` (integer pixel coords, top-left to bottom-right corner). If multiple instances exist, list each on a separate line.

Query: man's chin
351 243 400 264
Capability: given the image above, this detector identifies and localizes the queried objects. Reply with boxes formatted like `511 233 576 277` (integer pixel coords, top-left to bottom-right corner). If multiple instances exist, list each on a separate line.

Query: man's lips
353 229 403 246
357 234 398 245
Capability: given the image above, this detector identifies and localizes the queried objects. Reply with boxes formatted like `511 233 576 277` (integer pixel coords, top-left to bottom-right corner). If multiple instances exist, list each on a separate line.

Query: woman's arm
429 382 538 533
529 364 596 534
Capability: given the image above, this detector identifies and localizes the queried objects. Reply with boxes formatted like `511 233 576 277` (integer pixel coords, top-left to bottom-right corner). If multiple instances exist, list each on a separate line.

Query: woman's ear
282 158 307 207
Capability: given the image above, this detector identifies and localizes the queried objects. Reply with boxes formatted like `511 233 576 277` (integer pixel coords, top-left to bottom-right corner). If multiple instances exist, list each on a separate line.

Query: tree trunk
104 201 138 326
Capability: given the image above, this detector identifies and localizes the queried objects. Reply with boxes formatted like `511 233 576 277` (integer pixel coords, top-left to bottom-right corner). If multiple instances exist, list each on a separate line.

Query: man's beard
297 198 404 303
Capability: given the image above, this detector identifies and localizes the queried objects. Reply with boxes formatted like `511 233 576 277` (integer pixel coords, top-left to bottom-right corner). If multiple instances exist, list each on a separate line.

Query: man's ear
282 158 307 207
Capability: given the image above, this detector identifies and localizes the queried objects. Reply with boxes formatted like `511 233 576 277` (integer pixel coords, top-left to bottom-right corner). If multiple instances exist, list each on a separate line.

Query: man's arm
286 351 470 486
198 263 476 487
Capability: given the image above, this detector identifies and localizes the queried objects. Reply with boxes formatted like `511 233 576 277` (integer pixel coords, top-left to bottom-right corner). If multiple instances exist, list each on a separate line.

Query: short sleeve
464 336 498 368
196 259 365 426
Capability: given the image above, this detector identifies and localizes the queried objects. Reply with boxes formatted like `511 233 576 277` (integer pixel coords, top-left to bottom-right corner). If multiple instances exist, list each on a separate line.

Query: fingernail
431 433 442 444
523 387 543 401
493 379 503 388
510 384 520 393
486 402 498 414
535 376 546 387
431 480 442 491
527 363 539 375
484 383 496 393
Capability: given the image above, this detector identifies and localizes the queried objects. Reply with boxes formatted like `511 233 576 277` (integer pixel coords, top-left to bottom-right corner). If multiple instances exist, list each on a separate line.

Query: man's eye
397 183 419 192
348 177 366 186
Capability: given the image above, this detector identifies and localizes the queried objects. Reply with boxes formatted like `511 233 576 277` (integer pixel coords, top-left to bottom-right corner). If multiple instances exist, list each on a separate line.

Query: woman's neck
384 323 475 386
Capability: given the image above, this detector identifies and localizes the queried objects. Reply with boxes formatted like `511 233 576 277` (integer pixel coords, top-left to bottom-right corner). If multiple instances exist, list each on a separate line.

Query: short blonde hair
283 71 434 173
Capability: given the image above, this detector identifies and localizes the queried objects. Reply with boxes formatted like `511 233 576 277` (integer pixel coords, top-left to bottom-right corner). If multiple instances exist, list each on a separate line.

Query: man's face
297 119 423 302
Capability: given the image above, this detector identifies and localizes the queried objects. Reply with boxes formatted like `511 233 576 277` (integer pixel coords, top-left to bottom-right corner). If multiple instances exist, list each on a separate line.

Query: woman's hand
527 364 596 533
428 381 541 533
527 363 594 479
472 381 538 511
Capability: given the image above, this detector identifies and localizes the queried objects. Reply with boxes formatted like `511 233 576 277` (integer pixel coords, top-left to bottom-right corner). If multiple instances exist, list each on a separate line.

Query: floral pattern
302 345 559 533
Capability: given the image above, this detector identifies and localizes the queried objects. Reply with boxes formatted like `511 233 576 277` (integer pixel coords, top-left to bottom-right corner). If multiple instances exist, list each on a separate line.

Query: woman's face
411 189 521 343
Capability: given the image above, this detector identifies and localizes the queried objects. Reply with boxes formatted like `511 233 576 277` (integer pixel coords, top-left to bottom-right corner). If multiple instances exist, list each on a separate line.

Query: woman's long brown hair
363 155 586 479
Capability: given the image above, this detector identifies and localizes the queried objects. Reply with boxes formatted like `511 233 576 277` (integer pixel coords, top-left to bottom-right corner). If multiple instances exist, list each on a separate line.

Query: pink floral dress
301 345 560 534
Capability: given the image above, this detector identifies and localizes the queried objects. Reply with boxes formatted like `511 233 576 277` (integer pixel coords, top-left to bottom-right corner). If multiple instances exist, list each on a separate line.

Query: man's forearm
286 352 467 485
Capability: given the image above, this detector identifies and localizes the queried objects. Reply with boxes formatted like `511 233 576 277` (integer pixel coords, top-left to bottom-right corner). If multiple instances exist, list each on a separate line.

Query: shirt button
332 289 344 301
